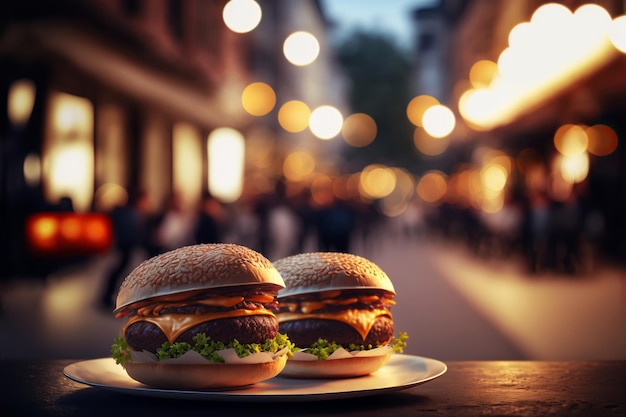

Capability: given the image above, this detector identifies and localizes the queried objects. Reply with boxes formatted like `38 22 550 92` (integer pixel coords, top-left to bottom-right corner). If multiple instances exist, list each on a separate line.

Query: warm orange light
84 216 111 247
311 175 334 206
555 153 589 184
283 151 315 182
208 128 246 203
407 95 439 127
586 124 619 156
469 60 499 88
60 216 82 241
461 3 618 131
416 171 447 205
554 124 588 156
359 164 396 199
242 82 276 116
29 215 59 250
414 128 449 156
278 100 311 133
27 213 112 256
8 79 36 126
342 113 377 147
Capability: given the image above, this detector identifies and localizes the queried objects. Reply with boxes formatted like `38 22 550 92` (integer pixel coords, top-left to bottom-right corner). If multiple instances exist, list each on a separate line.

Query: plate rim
63 354 447 402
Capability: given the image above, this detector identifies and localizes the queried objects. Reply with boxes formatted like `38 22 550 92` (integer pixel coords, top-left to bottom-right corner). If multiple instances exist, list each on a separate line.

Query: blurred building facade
412 0 626 267
0 0 336 277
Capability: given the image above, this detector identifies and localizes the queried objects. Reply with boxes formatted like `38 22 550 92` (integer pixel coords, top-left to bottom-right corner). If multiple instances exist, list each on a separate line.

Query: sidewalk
430 242 626 360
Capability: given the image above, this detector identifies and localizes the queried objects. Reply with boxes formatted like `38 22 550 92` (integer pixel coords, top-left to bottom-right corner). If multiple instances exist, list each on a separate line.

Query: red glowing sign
26 213 112 256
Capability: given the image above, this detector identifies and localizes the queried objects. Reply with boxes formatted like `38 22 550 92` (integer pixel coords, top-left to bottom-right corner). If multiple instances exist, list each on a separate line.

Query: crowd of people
79 176 608 309
416 183 603 277
98 185 377 308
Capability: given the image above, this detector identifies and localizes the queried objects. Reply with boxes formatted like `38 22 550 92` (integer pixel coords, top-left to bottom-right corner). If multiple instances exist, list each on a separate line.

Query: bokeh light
208 127 245 203
60 216 81 241
406 95 439 127
359 164 396 199
379 168 416 217
283 150 315 182
469 60 498 88
241 82 276 116
422 104 456 138
586 124 619 156
481 163 508 192
309 105 343 140
416 171 447 205
311 175 334 206
608 15 626 52
554 124 588 156
31 215 58 250
413 128 449 156
516 148 543 175
460 3 619 131
283 31 320 66
278 100 311 133
557 152 589 184
341 113 377 147
246 125 275 169
222 0 262 33
94 183 127 212
23 153 41 186
8 79 36 125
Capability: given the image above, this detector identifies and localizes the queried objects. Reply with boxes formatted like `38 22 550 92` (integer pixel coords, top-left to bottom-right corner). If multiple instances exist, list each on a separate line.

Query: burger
110 243 293 389
272 252 407 378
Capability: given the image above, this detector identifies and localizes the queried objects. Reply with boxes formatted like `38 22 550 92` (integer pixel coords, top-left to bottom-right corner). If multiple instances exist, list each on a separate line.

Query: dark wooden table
1 360 624 416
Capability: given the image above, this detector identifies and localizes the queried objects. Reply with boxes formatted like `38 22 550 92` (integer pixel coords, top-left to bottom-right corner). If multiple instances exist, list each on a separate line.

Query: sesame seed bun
273 252 395 297
115 243 285 312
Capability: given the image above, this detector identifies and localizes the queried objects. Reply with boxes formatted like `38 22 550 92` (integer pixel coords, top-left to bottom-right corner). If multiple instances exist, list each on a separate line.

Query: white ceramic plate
63 355 446 402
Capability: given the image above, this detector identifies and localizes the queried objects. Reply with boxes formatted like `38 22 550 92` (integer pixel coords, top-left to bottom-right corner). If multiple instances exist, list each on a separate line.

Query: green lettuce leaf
111 332 294 365
303 331 409 360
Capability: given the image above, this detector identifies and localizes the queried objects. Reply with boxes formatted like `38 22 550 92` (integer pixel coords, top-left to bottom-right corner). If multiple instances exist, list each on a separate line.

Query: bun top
115 243 285 311
273 252 395 297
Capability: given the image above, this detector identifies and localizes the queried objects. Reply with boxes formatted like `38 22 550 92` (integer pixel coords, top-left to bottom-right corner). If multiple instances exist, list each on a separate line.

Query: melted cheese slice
277 309 392 341
124 308 276 344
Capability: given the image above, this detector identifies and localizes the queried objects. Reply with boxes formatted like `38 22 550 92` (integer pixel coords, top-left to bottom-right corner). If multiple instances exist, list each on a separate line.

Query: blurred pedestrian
155 193 196 252
547 191 583 274
316 196 356 253
194 192 224 244
522 189 550 273
292 187 315 254
99 193 145 309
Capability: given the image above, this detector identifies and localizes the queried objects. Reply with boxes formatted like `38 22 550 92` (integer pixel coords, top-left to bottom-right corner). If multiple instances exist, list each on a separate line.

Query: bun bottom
280 352 392 379
124 355 287 389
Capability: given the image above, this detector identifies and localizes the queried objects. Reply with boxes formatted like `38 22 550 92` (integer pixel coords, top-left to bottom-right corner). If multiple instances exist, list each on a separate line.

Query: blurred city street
1 228 624 362
2 0 626 366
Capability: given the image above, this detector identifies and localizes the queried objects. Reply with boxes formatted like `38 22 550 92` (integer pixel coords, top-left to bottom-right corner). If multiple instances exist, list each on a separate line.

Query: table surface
1 359 624 417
